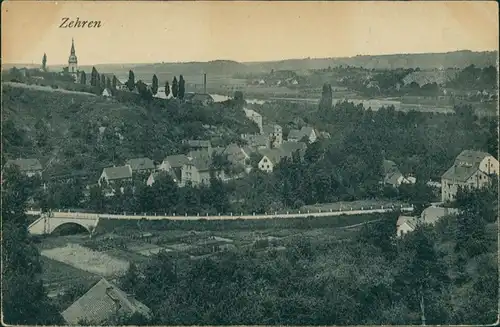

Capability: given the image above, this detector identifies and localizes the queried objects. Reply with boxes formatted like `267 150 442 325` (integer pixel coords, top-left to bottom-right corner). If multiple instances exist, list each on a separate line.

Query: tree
178 75 185 100
136 80 153 101
106 77 112 90
152 74 159 96
112 76 118 90
100 74 106 89
127 70 136 91
2 168 63 325
395 226 450 325
42 53 47 72
319 83 333 112
90 67 99 86
80 71 87 85
172 77 179 98
165 81 170 98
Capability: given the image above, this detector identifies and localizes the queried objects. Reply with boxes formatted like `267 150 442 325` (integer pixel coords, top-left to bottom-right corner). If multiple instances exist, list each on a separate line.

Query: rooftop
61 278 151 325
164 154 190 168
103 165 133 180
126 158 155 171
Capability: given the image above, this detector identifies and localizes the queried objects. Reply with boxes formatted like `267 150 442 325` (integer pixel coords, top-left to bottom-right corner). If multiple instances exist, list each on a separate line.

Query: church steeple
68 38 78 76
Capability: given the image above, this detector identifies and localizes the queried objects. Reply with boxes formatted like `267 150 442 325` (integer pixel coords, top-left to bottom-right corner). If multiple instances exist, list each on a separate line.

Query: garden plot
41 243 130 277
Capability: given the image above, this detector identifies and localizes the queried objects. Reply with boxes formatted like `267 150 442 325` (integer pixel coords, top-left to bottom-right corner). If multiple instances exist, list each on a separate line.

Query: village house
382 160 415 188
441 150 499 202
98 165 133 186
263 124 283 148
4 158 43 177
158 154 190 183
287 126 318 143
180 151 224 187
61 278 151 325
146 170 178 186
183 139 212 154
102 88 112 97
241 133 270 149
243 108 263 133
396 216 418 238
396 205 461 237
125 158 155 174
258 149 284 173
185 93 214 106
213 143 250 173
257 142 307 173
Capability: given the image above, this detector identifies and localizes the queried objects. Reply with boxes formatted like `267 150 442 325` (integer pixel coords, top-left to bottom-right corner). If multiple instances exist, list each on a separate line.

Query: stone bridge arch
28 214 99 235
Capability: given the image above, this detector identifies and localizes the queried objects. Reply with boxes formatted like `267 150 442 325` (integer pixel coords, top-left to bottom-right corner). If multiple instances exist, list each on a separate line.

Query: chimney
203 73 207 94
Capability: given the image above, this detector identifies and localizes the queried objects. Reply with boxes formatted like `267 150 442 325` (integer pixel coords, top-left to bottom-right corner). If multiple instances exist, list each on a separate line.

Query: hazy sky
2 1 498 65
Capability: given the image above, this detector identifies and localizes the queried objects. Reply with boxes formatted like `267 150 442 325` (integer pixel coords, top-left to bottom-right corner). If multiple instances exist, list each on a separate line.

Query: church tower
68 38 78 78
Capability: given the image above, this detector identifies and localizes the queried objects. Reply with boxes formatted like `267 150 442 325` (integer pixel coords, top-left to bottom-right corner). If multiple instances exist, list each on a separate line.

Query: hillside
1 83 258 179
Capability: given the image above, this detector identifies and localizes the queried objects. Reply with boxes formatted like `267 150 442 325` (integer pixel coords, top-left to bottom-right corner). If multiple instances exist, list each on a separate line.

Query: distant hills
4 50 497 78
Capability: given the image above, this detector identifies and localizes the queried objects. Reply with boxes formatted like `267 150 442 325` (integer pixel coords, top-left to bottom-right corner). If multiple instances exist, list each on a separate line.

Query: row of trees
125 70 186 100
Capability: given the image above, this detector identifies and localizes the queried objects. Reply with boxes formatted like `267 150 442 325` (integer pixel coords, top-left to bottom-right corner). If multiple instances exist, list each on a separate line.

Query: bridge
27 205 414 235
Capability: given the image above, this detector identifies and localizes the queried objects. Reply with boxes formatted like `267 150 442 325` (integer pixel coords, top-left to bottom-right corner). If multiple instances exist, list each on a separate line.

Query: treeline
447 64 497 90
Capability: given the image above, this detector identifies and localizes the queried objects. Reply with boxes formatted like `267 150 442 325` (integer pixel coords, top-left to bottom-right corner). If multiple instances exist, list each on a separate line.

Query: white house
102 88 112 97
396 215 418 238
258 149 283 173
441 150 499 202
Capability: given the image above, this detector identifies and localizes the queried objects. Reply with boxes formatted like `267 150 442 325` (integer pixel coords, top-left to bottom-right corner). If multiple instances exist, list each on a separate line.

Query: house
158 154 190 182
185 93 214 106
61 278 151 325
125 158 155 174
258 148 284 173
263 124 283 148
180 150 224 186
241 134 270 149
183 139 212 154
441 150 499 202
213 143 249 169
4 158 43 177
243 108 263 133
147 170 178 186
287 127 317 143
396 215 419 237
257 142 307 173
102 88 112 97
287 129 304 142
382 160 412 188
98 165 133 186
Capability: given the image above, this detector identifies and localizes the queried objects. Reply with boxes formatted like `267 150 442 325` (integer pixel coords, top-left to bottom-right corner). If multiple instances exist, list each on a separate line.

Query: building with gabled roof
125 158 155 173
180 150 224 186
382 159 413 188
98 165 133 186
61 278 151 325
263 124 283 148
158 154 190 183
257 148 284 173
396 215 419 238
441 150 498 202
4 158 43 177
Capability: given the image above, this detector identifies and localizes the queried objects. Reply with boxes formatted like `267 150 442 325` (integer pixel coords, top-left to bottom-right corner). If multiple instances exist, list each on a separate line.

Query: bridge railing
29 204 414 219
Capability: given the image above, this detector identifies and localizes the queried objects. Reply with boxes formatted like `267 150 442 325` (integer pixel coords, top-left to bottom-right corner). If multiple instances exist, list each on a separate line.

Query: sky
2 1 499 66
